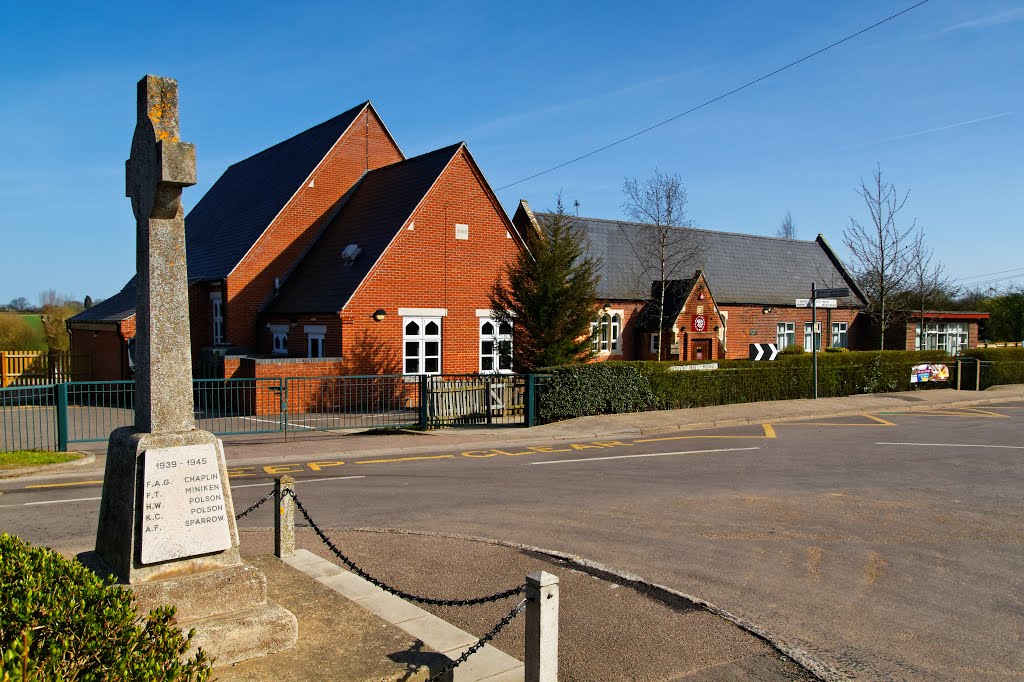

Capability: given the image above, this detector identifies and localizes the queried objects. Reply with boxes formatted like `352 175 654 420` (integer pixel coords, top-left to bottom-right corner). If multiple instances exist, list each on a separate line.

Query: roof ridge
226 101 370 169
539 212 822 244
364 142 463 175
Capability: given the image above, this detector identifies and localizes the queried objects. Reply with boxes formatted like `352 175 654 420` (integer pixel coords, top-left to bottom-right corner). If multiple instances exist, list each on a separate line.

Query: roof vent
340 243 362 265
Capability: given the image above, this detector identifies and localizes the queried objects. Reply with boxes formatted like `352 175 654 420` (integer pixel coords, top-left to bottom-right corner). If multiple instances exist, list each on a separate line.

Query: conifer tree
490 198 599 371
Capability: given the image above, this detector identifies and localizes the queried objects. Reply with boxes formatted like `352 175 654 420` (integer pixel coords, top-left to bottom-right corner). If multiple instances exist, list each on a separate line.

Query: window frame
270 324 289 356
210 292 223 345
831 321 848 349
803 322 822 352
776 322 795 349
649 332 661 354
479 317 513 374
591 311 623 354
403 316 442 376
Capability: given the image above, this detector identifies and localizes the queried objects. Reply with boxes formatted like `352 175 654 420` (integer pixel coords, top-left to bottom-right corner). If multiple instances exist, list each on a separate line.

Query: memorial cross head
126 75 196 222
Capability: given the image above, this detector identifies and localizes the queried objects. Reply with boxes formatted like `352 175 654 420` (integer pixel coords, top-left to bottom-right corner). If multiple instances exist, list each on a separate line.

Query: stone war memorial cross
83 75 296 667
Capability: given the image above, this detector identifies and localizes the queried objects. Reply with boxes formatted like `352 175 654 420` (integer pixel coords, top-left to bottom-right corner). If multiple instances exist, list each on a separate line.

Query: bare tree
621 170 704 360
908 227 957 349
843 164 916 350
776 211 796 239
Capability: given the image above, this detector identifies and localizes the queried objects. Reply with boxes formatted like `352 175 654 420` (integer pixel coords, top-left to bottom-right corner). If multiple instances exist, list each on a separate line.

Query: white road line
232 475 366 489
527 446 760 465
877 442 1024 449
24 496 101 506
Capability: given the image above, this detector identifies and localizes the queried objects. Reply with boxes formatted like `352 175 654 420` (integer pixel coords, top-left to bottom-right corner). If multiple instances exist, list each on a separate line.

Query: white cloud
940 7 1024 33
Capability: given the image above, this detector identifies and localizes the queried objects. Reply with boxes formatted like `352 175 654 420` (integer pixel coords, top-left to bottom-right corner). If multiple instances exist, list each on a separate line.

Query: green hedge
536 351 956 423
0 533 211 681
535 364 656 423
963 347 1024 362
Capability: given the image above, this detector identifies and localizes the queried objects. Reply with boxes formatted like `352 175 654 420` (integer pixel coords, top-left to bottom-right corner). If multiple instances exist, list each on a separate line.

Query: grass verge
0 450 83 469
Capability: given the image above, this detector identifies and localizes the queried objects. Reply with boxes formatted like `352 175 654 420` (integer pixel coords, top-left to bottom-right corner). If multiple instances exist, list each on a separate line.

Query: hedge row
0 533 211 681
536 351 955 423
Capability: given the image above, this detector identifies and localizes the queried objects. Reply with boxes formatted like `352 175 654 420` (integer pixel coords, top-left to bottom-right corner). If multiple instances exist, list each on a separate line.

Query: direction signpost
800 285 849 399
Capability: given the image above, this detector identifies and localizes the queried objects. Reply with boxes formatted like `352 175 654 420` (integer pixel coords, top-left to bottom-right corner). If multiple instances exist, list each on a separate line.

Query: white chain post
526 571 559 682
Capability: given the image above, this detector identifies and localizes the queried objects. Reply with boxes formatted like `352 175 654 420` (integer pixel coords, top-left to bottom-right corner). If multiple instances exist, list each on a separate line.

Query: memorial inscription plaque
141 443 231 564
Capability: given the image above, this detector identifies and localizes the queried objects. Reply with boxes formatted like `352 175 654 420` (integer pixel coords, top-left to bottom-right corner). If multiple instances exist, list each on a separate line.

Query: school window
776 322 795 349
831 322 848 349
590 313 621 353
403 317 441 375
918 322 968 354
210 292 223 345
305 325 326 359
649 333 660 354
803 322 822 352
480 318 513 373
270 324 288 355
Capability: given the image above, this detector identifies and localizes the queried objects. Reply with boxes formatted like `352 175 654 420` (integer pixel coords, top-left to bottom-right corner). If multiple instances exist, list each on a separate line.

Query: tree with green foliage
982 286 1024 342
489 198 599 371
37 290 83 352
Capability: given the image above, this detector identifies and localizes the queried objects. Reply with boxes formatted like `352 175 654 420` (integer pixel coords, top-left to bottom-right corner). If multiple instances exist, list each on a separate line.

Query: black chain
234 490 275 520
426 598 527 682
284 488 526 606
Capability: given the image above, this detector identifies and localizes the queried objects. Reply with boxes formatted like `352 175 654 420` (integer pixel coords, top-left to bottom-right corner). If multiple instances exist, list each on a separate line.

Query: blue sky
1 1 1021 303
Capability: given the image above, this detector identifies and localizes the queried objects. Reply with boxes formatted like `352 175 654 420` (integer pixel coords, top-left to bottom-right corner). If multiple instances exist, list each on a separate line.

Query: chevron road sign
749 343 780 361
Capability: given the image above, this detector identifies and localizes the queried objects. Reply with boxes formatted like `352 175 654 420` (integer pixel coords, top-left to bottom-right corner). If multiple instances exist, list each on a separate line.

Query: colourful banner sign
910 363 949 384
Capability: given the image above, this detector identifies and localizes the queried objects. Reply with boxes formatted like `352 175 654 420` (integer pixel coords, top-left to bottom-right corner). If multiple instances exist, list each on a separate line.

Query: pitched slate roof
538 212 866 307
185 102 370 280
266 143 464 314
68 277 137 323
71 103 377 325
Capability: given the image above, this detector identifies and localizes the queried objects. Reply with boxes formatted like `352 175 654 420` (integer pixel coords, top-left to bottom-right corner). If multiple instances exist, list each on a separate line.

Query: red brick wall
256 316 345 358
225 108 403 352
70 325 125 381
719 306 860 359
340 147 523 375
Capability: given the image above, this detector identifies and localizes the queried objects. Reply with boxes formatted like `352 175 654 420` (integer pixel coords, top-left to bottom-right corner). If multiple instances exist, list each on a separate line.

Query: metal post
811 283 818 400
274 475 295 558
525 374 536 428
956 359 962 391
418 375 429 430
55 383 69 452
976 359 982 392
525 571 559 682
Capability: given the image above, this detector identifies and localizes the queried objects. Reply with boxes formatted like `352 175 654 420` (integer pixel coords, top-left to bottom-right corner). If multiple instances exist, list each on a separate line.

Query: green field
18 314 44 334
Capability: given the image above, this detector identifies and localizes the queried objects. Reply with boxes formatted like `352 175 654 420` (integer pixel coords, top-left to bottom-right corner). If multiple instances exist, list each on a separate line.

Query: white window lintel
398 308 448 317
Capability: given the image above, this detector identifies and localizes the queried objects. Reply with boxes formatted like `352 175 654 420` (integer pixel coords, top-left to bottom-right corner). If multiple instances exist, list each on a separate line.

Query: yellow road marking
762 423 776 438
776 414 895 427
866 414 896 425
355 454 455 465
634 425 775 444
26 480 103 489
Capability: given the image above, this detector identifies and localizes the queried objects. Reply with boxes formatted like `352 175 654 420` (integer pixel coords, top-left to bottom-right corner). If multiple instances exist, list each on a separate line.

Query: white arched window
480 318 513 373
590 312 622 353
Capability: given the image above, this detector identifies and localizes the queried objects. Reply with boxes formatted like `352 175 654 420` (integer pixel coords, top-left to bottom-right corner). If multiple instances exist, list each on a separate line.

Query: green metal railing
0 373 542 453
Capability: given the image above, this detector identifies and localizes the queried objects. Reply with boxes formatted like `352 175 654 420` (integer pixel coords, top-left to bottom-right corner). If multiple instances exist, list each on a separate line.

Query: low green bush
963 347 1024 362
536 363 656 423
0 533 211 681
535 350 960 422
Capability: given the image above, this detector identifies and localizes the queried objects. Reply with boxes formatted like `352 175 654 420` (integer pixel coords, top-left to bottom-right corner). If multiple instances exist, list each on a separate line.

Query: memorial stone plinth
82 75 296 668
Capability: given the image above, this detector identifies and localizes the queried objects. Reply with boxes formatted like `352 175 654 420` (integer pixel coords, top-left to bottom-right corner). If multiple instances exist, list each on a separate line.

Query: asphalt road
2 403 1022 680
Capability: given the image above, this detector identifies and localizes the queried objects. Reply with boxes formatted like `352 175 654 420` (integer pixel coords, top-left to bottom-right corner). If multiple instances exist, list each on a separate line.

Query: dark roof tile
185 103 367 280
266 143 463 314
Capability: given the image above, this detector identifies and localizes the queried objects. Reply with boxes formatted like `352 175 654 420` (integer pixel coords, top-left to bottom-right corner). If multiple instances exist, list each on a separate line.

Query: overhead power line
496 0 932 192
956 265 1024 283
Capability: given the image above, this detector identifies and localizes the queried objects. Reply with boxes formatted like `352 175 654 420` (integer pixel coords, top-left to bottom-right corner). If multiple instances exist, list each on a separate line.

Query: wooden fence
0 351 92 387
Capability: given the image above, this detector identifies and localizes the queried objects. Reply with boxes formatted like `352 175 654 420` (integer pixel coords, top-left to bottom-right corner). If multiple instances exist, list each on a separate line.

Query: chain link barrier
426 598 527 682
234 489 275 520
282 488 526 606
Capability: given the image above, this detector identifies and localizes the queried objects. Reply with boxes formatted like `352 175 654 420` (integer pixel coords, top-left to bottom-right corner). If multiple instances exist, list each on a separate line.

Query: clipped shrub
0 533 211 682
536 363 656 423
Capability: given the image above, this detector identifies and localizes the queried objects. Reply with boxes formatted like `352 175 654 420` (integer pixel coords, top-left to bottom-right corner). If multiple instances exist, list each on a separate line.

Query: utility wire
496 0 932 191
955 266 1024 283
